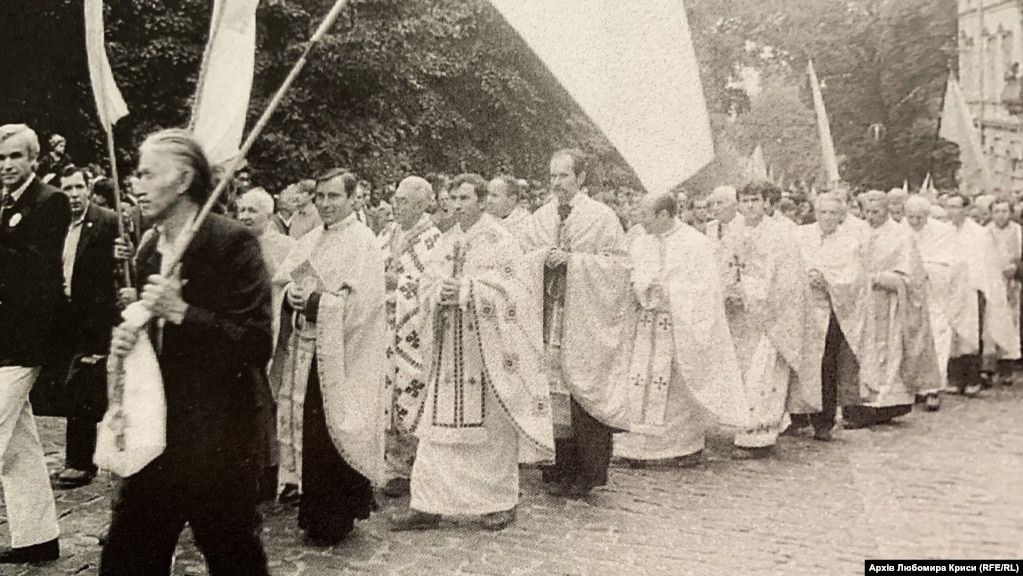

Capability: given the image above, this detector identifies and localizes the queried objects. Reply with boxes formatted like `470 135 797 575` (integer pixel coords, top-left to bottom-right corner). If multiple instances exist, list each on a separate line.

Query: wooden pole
104 127 132 288
162 0 352 275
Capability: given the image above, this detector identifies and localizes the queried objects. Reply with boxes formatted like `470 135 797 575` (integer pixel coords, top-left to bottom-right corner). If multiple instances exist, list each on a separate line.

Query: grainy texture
7 388 1022 576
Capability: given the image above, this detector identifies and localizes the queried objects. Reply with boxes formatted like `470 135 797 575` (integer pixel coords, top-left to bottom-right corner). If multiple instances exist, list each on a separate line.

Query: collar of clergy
324 211 357 231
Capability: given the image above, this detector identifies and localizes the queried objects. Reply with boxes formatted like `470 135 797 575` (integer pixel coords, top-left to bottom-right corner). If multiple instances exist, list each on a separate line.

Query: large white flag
85 0 129 130
939 75 994 194
808 60 840 184
488 0 714 194
190 0 260 165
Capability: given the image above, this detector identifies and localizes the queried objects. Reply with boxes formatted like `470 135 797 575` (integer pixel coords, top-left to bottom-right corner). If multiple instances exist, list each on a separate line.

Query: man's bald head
708 185 738 223
394 175 433 229
904 195 930 231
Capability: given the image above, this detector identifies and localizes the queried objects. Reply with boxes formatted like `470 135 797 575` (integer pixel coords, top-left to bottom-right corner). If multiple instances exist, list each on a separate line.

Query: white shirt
62 209 87 297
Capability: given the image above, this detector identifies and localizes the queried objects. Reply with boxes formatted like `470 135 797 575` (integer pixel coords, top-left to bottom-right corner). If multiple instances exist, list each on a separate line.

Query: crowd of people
0 122 1018 574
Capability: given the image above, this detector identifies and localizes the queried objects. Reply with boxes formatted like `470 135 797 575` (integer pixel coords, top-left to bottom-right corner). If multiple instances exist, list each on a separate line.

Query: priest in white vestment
904 196 970 410
987 198 1022 382
843 191 938 428
271 170 387 544
486 175 531 242
791 194 868 440
519 149 632 499
946 194 1020 396
730 182 815 458
390 174 553 531
378 176 442 497
615 194 748 465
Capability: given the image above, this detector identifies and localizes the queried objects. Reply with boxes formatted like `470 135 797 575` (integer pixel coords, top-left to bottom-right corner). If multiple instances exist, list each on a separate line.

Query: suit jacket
0 177 71 366
135 213 272 465
68 203 121 355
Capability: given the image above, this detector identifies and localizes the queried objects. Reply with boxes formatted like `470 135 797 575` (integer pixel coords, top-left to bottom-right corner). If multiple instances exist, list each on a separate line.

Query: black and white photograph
0 0 1020 574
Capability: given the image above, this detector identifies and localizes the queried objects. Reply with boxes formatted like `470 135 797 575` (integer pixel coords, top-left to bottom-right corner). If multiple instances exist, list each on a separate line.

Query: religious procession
1 0 1021 574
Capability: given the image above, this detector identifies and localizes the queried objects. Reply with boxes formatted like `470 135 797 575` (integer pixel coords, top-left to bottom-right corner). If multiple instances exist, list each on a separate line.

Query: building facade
959 0 1023 190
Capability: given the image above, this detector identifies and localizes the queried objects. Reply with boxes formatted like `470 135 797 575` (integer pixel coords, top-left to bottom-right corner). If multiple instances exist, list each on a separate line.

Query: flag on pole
939 74 994 194
808 60 840 185
85 0 128 129
488 0 713 194
190 0 261 165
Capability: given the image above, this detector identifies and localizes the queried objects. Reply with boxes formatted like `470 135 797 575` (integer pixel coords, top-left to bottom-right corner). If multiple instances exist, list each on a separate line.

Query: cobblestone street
4 386 1022 576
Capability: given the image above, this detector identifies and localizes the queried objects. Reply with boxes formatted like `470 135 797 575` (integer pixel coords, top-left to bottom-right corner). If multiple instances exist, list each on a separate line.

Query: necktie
0 192 14 226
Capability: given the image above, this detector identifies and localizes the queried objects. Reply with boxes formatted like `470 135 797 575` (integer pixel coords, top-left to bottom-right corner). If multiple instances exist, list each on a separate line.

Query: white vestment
950 219 1019 360
987 221 1022 360
728 218 813 448
909 220 969 392
411 215 553 515
378 214 441 479
615 223 748 460
271 215 388 489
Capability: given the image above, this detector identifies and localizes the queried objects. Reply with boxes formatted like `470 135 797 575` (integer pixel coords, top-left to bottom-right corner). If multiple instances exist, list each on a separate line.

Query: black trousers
544 398 612 489
64 416 97 473
949 291 986 391
99 453 269 576
792 313 843 432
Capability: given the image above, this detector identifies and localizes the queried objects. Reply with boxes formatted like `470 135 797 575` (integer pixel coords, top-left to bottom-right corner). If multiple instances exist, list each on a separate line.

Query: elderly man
486 175 531 238
792 193 867 440
287 179 322 239
272 169 386 544
946 194 1019 395
238 187 296 498
101 129 271 575
615 193 747 466
519 149 632 498
0 124 65 563
705 185 746 308
887 187 908 222
391 173 553 531
238 187 296 279
904 195 968 409
987 198 1022 383
379 176 442 498
704 185 745 241
843 191 937 428
730 181 813 458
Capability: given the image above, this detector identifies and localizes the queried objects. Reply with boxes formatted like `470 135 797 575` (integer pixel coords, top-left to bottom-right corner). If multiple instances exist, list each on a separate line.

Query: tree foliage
0 0 958 200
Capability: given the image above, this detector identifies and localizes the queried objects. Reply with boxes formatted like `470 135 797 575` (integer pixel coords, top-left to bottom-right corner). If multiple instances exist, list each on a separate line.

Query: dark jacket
134 213 272 465
0 176 71 366
67 203 121 355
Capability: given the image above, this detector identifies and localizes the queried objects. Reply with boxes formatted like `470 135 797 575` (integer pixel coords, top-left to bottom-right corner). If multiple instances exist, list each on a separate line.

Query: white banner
489 0 714 194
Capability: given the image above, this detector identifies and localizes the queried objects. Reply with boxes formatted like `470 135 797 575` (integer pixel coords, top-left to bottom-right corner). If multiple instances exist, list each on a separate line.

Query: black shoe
383 477 410 498
278 483 301 505
0 539 59 564
813 428 833 442
54 467 95 489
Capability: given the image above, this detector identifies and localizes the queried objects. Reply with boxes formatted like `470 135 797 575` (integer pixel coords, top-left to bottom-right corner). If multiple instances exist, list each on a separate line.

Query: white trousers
0 366 59 547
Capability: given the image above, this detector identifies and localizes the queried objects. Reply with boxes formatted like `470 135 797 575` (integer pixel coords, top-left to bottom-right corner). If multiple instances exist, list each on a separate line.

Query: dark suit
0 177 70 367
62 204 120 472
100 213 271 576
0 175 66 547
